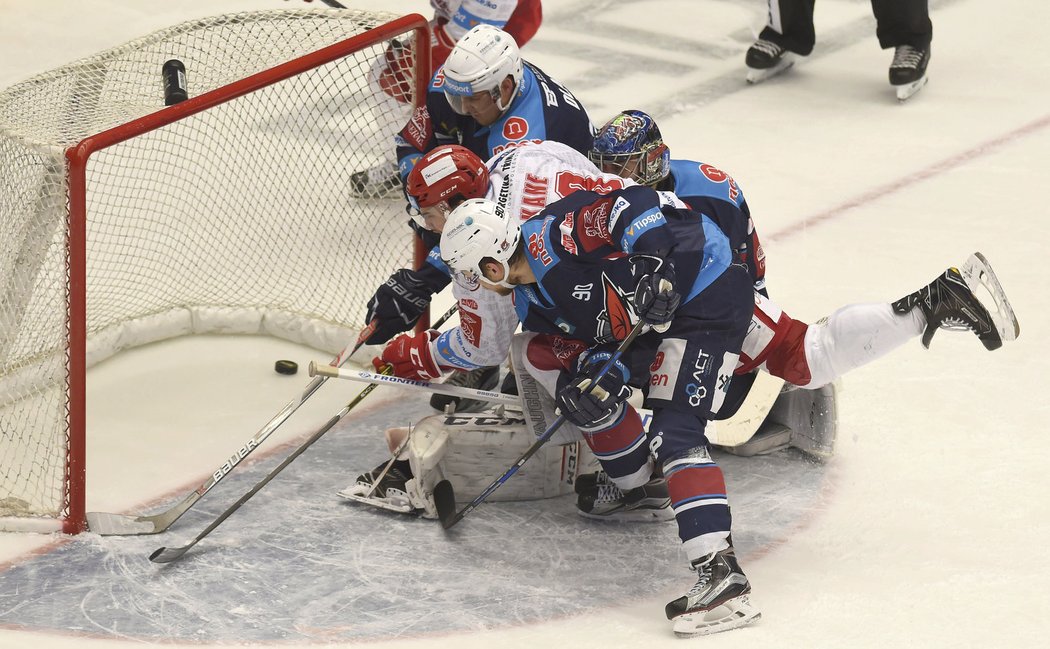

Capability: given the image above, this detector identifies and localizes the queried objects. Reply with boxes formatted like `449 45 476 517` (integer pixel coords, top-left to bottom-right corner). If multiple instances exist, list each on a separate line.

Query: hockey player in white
341 141 649 515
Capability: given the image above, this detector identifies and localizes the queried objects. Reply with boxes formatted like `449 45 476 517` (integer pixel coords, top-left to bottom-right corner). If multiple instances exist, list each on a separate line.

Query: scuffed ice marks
0 394 827 642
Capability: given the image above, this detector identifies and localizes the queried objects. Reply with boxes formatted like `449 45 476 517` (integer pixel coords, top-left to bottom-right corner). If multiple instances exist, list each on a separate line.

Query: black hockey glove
631 255 680 330
557 351 632 429
364 268 437 345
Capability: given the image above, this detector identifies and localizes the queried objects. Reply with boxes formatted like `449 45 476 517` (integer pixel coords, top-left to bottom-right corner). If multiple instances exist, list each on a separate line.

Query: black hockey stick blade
149 543 191 564
434 480 457 529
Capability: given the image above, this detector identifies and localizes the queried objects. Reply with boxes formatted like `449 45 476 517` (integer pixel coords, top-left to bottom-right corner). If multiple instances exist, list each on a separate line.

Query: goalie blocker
340 333 839 518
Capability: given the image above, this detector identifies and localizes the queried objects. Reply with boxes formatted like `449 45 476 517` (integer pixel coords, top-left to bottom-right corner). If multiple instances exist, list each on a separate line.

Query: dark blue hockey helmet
589 110 671 186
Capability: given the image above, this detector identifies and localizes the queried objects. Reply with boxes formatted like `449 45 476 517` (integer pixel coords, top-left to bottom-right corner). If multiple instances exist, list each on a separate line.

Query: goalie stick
88 304 458 536
150 366 392 564
435 319 647 530
308 363 519 406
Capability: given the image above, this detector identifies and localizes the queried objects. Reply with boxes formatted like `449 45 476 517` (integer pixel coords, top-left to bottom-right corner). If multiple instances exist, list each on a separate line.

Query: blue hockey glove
557 351 632 428
632 255 680 329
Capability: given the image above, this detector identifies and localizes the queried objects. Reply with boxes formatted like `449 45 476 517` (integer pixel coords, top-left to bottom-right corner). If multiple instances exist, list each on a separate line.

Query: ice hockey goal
0 9 429 533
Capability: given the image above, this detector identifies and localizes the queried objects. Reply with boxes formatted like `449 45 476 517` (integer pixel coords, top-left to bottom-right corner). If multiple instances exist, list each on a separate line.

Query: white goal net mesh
0 9 425 530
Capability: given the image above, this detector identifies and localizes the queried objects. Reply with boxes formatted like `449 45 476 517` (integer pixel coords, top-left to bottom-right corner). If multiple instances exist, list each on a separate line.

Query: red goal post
0 9 430 533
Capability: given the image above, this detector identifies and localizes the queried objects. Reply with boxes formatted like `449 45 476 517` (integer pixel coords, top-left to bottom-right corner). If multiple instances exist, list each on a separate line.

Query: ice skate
575 471 674 523
665 547 760 637
892 252 1019 350
745 39 795 85
889 44 930 101
430 365 500 413
349 160 402 199
338 459 417 514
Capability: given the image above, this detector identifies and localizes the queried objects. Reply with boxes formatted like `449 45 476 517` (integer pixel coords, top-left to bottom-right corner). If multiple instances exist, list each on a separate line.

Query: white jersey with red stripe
433 140 633 371
739 292 924 389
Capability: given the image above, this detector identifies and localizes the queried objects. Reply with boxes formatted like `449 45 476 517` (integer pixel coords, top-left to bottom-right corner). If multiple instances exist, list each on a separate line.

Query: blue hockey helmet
589 110 671 186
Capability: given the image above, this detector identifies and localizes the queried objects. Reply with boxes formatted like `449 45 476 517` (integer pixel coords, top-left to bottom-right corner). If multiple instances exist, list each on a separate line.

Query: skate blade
337 488 415 515
895 75 928 101
672 595 761 637
960 252 1020 344
746 57 794 85
577 505 675 524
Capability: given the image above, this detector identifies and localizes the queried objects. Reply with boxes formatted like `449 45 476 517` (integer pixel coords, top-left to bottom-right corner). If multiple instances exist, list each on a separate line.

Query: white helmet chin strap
490 259 516 289
493 77 518 114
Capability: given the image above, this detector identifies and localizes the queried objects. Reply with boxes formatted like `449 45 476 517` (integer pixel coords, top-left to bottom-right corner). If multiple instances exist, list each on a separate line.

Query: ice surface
1 1 1048 648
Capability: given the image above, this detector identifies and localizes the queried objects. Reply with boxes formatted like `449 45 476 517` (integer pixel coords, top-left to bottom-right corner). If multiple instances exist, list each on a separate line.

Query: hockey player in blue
440 188 762 637
359 24 594 407
395 23 593 184
362 25 591 339
589 109 766 295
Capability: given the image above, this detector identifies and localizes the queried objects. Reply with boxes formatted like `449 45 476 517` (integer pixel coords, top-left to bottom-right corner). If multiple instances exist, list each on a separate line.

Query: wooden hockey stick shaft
150 367 391 564
88 304 459 536
308 364 519 405
436 320 647 529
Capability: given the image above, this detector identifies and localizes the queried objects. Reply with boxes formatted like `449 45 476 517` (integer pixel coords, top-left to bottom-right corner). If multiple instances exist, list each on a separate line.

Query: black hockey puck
162 59 188 105
274 360 298 375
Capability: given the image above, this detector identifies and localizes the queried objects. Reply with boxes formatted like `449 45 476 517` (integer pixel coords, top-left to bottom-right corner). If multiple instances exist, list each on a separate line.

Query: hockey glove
364 268 435 345
373 330 443 381
632 255 680 331
557 351 632 429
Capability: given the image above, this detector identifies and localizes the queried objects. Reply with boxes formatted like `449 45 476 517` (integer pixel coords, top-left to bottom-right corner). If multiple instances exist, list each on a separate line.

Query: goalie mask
440 198 520 290
441 24 523 116
405 145 489 215
589 110 671 186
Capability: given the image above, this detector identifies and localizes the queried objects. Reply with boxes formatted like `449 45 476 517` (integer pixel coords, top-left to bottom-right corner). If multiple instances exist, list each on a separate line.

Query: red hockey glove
373 330 442 381
430 22 455 70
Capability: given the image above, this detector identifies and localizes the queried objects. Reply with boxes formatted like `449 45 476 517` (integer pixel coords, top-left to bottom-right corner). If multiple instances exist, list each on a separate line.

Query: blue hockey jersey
511 185 732 345
395 61 594 180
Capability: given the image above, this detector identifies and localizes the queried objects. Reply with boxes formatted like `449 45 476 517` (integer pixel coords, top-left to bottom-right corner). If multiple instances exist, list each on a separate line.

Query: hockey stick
88 304 458 536
149 367 391 564
435 320 647 529
308 364 519 406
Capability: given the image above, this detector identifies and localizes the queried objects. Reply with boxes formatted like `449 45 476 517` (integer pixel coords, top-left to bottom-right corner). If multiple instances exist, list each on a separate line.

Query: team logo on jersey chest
596 274 634 342
502 117 529 140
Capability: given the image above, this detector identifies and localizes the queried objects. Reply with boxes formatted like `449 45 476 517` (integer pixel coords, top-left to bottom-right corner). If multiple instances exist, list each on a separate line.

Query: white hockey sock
804 303 924 388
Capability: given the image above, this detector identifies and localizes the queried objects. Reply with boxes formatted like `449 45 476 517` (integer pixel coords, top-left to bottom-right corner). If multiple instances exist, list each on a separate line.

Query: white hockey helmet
441 24 523 115
440 198 521 290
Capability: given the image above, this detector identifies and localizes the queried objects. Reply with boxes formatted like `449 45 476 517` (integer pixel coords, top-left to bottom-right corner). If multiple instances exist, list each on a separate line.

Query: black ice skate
745 39 795 85
349 160 402 199
430 365 500 413
575 470 674 523
665 547 760 637
337 459 417 514
889 44 930 101
892 252 1019 351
